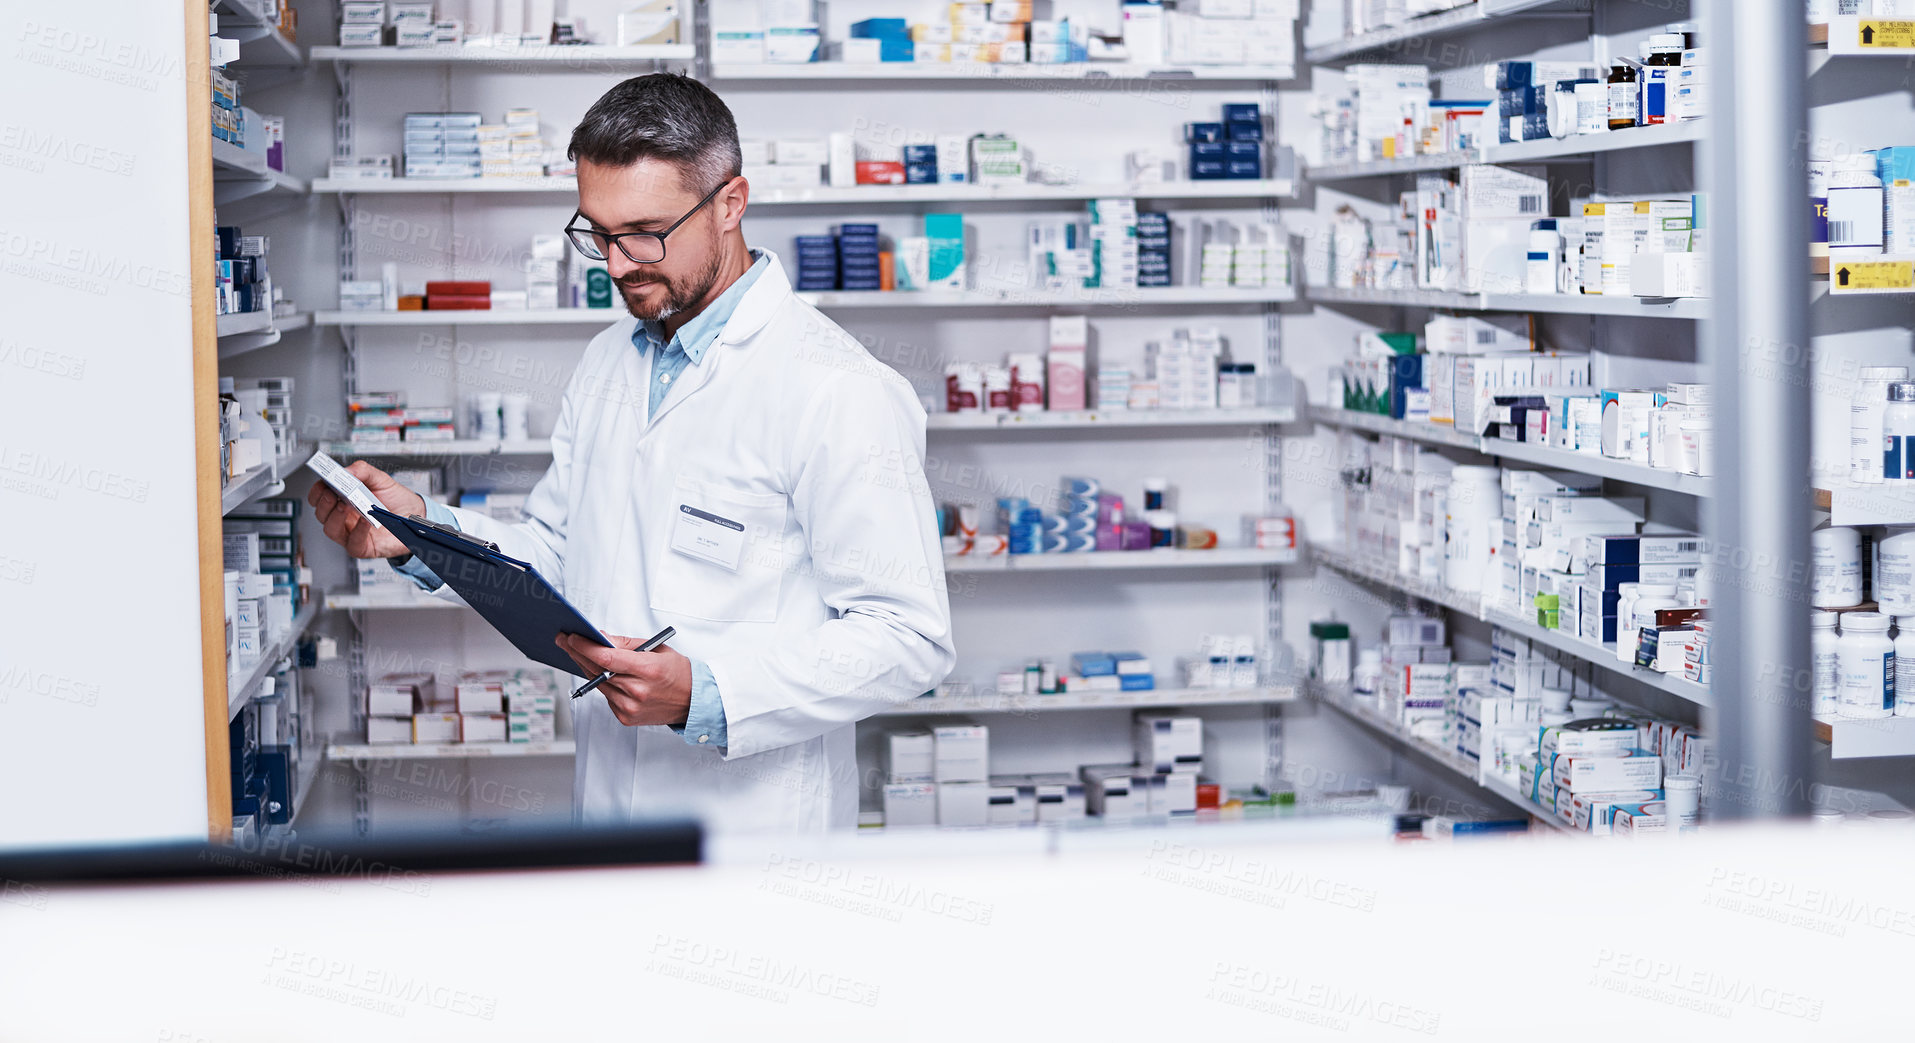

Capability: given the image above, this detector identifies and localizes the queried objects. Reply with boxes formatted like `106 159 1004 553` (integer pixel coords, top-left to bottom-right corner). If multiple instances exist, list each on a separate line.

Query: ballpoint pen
571 626 676 699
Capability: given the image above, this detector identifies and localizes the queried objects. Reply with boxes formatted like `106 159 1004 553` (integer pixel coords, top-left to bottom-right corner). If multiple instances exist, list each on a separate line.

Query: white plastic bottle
1614 582 1643 659
1811 523 1864 608
1625 587 1679 667
1885 382 1915 480
1838 611 1895 719
1897 618 1915 718
1812 611 1841 716
1851 366 1908 484
1879 528 1915 616
1444 466 1502 594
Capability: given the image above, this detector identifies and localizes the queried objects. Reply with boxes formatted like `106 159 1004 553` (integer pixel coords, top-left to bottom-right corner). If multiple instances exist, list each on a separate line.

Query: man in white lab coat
309 74 955 832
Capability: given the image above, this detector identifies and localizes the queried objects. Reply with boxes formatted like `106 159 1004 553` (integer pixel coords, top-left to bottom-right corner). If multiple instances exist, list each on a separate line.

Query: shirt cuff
672 659 727 750
388 499 460 590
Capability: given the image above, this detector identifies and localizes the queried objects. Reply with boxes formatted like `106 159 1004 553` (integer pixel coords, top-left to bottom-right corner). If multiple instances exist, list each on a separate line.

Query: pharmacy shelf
309 44 694 63
217 312 311 360
1813 715 1915 759
1824 15 1915 56
227 597 321 721
326 740 577 760
319 439 552 458
210 138 307 205
289 750 320 821
1310 542 1714 707
1304 284 1707 319
872 685 1299 717
1307 122 1702 182
946 547 1298 573
315 286 1295 324
1827 257 1915 296
222 442 314 516
213 0 302 69
1308 681 1575 832
327 592 465 611
1302 0 1590 64
928 406 1296 432
1308 406 1716 497
310 176 1299 204
708 62 1294 83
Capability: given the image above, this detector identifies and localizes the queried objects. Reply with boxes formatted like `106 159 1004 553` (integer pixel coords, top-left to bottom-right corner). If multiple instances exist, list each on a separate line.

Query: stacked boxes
338 1 384 46
1088 198 1138 289
404 112 483 179
933 725 989 827
968 135 1023 186
836 223 881 291
1579 533 1704 648
1137 211 1172 288
1047 315 1087 411
792 234 837 291
526 234 564 309
214 226 271 317
846 17 914 61
479 108 545 178
1145 327 1223 410
925 213 965 289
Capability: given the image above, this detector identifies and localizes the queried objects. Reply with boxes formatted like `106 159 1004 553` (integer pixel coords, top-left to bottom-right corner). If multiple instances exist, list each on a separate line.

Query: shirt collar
630 250 769 365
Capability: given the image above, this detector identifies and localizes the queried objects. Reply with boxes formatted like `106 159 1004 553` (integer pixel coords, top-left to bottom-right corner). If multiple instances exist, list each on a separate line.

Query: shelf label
1833 261 1915 291
1858 21 1915 48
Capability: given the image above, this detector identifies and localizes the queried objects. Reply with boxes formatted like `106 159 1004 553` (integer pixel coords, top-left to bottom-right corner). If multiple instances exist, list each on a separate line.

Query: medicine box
937 780 989 827
1537 719 1641 758
461 712 507 744
885 731 936 784
413 713 461 744
1081 764 1149 819
933 725 988 783
1612 800 1668 835
1550 747 1663 792
1028 772 1086 822
1583 533 1704 565
1147 772 1198 816
367 717 412 745
1134 715 1203 774
369 673 434 716
884 782 938 828
455 681 503 714
986 778 1037 825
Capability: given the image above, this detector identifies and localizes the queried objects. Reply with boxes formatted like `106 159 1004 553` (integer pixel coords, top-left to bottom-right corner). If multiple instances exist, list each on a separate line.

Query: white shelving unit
309 44 695 63
874 685 1298 717
315 285 1295 326
227 599 321 721
1814 716 1915 760
210 138 307 205
1822 15 1915 56
946 547 1298 573
1309 406 1715 497
310 177 1298 203
1304 285 1709 320
928 406 1297 432
1309 543 1713 708
708 61 1294 82
326 740 577 759
216 311 311 360
1307 682 1574 832
1301 0 1589 64
1306 121 1703 182
319 439 553 458
221 443 314 516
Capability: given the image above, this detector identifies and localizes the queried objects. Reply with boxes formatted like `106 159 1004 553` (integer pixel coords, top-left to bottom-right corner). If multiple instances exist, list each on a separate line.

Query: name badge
670 503 747 571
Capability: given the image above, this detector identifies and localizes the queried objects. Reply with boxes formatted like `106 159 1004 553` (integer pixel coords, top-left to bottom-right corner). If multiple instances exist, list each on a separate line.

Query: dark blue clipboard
374 507 612 678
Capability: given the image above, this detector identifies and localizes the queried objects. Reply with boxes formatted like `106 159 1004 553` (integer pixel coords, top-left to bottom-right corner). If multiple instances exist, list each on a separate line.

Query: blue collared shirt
392 252 770 751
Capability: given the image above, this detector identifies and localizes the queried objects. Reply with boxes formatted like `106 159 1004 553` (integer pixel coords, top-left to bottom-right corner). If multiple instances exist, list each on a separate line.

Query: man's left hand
556 632 693 727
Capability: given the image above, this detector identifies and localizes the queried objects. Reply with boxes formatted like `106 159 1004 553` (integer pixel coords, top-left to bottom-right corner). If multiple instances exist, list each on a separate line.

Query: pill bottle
1898 617 1915 717
1526 220 1561 294
1812 523 1865 608
1540 687 1571 713
1878 529 1915 617
1811 808 1845 827
1353 648 1382 698
1812 610 1841 715
1663 774 1701 830
1574 80 1607 135
1837 611 1895 719
1627 589 1679 666
1852 366 1908 484
1444 465 1501 593
1885 383 1915 480
1607 61 1638 130
1828 151 1885 258
1614 582 1643 657
1142 477 1168 511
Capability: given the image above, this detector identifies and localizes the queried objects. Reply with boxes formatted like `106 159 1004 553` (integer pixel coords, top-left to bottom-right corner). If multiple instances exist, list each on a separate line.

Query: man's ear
719 175 750 232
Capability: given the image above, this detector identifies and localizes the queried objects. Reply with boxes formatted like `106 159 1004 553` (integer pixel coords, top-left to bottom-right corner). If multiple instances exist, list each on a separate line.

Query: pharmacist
310 74 955 833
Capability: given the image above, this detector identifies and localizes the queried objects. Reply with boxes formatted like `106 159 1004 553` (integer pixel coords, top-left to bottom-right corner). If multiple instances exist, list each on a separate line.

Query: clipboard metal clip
408 515 500 553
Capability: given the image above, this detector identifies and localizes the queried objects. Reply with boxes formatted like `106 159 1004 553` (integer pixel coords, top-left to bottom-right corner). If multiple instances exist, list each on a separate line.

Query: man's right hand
308 460 428 560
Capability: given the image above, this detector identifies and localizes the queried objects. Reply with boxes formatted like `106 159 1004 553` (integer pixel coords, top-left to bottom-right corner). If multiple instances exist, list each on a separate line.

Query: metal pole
1703 0 1811 819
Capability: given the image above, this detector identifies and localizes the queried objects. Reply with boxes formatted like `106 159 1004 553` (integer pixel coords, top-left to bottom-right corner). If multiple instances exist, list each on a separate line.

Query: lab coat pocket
651 475 789 623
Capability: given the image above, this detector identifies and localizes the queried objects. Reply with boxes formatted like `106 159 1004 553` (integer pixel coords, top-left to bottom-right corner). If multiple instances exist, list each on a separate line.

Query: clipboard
373 507 614 678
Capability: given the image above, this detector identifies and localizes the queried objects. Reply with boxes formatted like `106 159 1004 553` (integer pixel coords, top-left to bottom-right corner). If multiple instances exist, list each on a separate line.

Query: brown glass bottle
1607 62 1638 130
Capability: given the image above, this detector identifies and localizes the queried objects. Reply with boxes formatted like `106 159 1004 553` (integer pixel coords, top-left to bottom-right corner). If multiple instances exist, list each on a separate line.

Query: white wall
0 2 210 846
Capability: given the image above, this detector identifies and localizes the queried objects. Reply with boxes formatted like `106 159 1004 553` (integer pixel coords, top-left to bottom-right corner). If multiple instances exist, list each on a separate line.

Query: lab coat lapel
641 250 792 431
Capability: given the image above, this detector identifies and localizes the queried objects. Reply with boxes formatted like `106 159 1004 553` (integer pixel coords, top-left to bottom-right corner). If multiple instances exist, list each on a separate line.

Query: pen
570 625 677 700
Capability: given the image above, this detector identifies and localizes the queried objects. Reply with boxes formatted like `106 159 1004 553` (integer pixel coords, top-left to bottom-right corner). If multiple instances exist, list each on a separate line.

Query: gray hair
567 73 742 195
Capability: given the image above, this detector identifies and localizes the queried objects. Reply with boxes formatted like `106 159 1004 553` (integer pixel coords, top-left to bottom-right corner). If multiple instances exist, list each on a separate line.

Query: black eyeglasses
562 177 733 264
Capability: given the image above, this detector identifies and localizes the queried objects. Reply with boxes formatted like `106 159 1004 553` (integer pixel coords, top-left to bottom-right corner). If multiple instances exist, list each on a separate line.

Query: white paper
307 451 385 529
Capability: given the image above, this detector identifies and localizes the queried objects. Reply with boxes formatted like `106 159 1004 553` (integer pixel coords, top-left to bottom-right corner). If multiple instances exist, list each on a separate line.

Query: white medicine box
937 780 989 827
1134 715 1203 774
933 725 989 783
883 783 938 828
885 731 936 784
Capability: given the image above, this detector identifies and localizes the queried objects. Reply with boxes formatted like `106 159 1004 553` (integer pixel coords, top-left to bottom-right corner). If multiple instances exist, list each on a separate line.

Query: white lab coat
423 251 956 832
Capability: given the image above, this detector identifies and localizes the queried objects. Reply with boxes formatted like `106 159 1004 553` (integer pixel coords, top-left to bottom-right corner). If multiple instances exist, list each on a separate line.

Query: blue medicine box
1224 157 1262 179
1071 652 1116 676
850 18 909 37
1221 102 1260 123
1225 120 1262 141
1183 122 1225 144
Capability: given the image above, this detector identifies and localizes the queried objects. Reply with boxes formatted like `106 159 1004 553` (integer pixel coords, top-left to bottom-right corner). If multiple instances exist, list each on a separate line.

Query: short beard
617 236 724 322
